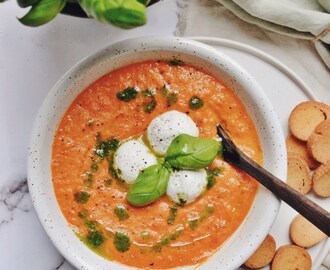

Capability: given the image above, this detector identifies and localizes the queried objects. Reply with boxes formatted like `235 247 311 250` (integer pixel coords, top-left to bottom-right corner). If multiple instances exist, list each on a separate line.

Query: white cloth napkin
216 0 330 68
176 0 330 104
176 0 330 269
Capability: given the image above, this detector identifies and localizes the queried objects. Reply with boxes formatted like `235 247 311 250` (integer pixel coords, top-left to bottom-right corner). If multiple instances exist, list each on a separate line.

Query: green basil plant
12 0 150 28
127 134 222 207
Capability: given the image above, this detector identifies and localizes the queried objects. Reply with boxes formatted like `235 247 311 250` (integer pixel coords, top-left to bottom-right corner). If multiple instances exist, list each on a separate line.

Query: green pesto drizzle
87 230 104 247
144 99 157 113
95 138 120 158
167 206 177 225
159 85 178 106
189 96 204 110
78 209 88 219
141 87 155 98
80 134 120 188
116 87 138 102
206 167 222 189
152 226 183 252
74 191 90 203
114 232 131 252
187 204 215 230
114 204 130 220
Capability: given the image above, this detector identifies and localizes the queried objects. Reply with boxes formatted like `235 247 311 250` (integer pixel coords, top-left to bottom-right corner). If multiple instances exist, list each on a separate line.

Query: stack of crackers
243 101 330 270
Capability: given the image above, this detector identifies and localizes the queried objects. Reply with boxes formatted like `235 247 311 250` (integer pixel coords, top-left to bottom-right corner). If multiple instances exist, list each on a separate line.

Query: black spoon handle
217 125 330 237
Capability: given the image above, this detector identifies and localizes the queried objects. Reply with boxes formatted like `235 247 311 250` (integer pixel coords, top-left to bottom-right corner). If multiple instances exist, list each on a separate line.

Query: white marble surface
0 0 329 269
0 1 178 269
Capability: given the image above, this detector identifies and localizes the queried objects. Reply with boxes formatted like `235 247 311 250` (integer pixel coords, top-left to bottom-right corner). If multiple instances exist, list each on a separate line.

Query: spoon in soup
216 124 330 237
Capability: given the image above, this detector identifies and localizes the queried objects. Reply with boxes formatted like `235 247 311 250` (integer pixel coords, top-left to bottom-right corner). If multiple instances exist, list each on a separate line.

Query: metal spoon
216 124 330 236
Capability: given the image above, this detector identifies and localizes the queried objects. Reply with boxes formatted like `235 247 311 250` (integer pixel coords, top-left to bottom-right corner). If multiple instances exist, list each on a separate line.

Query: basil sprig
126 164 170 206
18 0 66 27
127 134 221 207
79 0 147 29
165 134 219 169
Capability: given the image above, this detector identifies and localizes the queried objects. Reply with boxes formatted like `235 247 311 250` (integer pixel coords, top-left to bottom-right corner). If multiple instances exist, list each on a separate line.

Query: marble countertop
0 0 328 269
0 1 178 269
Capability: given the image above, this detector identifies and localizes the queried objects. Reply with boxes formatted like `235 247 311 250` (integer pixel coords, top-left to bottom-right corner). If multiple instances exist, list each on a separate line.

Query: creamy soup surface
52 60 262 269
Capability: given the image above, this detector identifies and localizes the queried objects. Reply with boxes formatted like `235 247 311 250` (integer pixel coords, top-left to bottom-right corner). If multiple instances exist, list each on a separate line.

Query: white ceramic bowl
27 36 286 270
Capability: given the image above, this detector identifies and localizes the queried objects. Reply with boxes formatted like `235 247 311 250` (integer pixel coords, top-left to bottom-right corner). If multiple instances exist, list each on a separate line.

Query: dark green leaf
87 230 104 247
126 164 170 206
114 232 130 252
18 0 66 27
17 0 39 8
165 134 219 169
79 0 147 29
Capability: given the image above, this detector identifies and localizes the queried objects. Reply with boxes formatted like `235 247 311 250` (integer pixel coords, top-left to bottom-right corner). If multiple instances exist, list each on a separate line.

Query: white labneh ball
147 110 199 155
114 140 157 184
166 169 207 204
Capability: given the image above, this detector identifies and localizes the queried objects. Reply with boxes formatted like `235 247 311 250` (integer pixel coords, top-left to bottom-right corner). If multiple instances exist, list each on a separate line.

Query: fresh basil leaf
18 0 66 27
17 0 39 8
126 164 170 206
165 134 219 169
79 0 147 29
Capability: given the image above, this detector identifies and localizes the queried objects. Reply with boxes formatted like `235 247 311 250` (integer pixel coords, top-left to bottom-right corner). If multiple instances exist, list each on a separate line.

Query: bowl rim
27 36 285 270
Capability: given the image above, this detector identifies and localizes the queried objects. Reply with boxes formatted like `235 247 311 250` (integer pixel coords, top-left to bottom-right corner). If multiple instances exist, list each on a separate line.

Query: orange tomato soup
52 60 262 268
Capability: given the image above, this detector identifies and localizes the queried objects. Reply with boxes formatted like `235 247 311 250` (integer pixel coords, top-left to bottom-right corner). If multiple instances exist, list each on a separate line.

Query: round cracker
289 101 330 141
287 153 312 195
271 245 311 270
244 234 276 268
307 119 330 164
290 214 327 248
286 134 319 169
312 161 330 197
